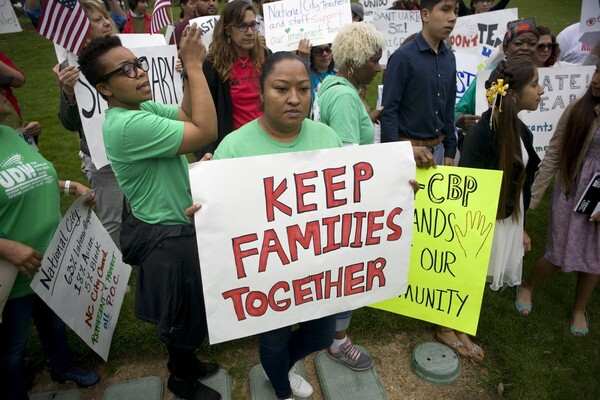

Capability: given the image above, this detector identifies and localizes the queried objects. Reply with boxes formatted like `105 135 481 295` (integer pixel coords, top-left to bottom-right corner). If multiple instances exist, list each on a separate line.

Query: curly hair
78 36 122 95
536 26 560 67
207 0 263 80
332 22 385 70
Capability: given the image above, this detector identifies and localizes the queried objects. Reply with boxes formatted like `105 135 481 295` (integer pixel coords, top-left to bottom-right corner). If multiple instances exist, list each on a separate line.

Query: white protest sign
475 66 595 159
70 44 184 169
190 142 416 344
188 15 220 48
359 0 393 18
364 10 421 67
0 259 18 323
117 33 167 47
263 0 353 52
455 53 479 104
31 192 132 360
0 1 21 34
581 0 600 33
451 8 518 63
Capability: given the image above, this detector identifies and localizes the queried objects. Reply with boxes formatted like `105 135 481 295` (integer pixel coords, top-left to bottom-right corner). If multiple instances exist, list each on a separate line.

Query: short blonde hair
80 0 119 34
332 22 385 69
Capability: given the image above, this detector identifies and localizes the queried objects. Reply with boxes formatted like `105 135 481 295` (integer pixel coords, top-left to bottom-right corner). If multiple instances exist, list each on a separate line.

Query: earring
226 36 231 44
347 66 354 78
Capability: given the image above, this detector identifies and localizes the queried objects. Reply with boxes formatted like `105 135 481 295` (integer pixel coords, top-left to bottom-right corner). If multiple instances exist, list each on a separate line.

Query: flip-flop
433 329 470 358
466 343 484 362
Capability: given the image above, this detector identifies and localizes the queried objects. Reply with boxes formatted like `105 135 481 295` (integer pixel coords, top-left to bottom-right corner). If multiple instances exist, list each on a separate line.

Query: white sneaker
288 370 313 397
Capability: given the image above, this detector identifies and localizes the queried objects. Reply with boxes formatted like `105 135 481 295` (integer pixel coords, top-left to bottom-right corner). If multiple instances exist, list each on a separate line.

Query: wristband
64 180 71 195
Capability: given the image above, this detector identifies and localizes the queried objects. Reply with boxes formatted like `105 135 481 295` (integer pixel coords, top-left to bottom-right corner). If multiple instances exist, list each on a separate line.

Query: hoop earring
347 66 354 78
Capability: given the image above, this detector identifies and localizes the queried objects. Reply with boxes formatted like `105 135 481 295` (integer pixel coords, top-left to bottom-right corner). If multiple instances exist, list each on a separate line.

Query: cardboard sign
372 166 502 335
451 9 518 63
364 10 421 67
263 0 353 52
70 44 184 169
188 15 220 48
581 0 600 33
31 192 132 360
0 1 21 34
475 66 595 159
190 142 416 344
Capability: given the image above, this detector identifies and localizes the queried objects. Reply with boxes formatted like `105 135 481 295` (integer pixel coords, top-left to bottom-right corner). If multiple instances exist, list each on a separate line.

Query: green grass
4 1 599 399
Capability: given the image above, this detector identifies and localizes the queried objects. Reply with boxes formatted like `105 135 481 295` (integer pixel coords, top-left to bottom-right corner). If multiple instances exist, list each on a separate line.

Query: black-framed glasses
97 57 149 83
234 21 259 32
313 46 332 56
536 43 555 51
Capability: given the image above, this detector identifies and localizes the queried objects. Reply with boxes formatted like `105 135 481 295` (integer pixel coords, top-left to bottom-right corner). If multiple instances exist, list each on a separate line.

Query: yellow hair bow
486 79 509 107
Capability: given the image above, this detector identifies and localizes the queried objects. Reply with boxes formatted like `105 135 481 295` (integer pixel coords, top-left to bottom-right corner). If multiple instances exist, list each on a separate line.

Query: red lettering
222 286 250 321
323 166 347 208
263 176 292 222
324 267 343 299
365 210 385 245
386 207 403 240
366 257 386 290
341 213 353 247
351 212 366 247
353 162 373 203
259 229 290 273
286 221 322 262
310 272 324 301
85 305 94 328
344 262 365 295
322 215 341 253
292 276 313 305
269 281 291 311
294 171 318 213
246 290 268 317
232 233 258 279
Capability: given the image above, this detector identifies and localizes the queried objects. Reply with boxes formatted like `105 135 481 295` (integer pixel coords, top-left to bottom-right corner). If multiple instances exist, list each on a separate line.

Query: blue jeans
334 310 353 332
260 314 336 398
0 295 73 400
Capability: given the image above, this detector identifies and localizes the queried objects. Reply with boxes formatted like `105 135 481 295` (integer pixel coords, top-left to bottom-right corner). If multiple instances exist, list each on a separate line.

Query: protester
78 28 220 399
381 0 458 167
201 0 264 158
313 22 385 371
390 0 420 10
350 3 364 22
23 0 125 29
535 26 599 68
54 0 123 249
457 0 510 16
122 0 153 33
516 59 600 336
306 43 336 104
0 88 99 400
213 51 340 400
196 0 217 16
171 0 199 47
556 22 592 64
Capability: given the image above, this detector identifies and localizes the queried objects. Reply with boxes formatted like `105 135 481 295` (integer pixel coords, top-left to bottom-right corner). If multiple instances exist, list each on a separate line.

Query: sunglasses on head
536 43 555 51
313 46 332 56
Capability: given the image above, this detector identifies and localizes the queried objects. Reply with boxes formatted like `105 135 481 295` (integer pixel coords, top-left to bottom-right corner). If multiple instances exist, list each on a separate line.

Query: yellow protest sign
371 166 502 335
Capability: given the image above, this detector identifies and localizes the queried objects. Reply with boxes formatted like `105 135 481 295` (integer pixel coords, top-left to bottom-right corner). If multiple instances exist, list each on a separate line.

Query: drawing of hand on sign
453 210 493 259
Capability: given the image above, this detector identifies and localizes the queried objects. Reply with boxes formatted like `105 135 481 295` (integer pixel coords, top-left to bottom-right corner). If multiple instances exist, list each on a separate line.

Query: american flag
151 0 172 33
37 0 90 55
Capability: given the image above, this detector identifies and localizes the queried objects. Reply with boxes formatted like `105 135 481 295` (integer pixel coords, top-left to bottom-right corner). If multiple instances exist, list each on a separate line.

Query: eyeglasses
97 57 149 83
536 43 555 51
313 46 332 56
234 21 259 32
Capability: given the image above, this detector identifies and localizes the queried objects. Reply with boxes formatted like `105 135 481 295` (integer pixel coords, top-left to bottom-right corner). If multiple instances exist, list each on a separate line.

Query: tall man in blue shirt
381 0 458 168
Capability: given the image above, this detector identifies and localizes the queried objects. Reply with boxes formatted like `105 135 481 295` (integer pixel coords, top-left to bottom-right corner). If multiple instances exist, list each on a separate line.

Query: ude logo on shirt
0 153 54 199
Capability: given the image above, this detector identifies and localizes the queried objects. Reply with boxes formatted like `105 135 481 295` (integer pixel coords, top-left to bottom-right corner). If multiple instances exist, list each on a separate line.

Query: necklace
239 56 250 69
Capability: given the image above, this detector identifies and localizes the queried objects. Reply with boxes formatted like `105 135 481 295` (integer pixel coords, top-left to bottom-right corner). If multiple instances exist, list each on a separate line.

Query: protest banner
475 65 595 159
455 52 479 104
189 142 416 344
372 166 502 335
363 10 421 67
451 9 517 64
31 192 132 360
117 33 167 47
0 1 21 34
359 0 392 18
581 0 600 33
262 0 352 52
188 15 220 48
69 44 184 169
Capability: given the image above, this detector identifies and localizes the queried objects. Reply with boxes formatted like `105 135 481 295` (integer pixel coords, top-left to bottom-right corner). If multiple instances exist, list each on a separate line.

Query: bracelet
64 180 71 195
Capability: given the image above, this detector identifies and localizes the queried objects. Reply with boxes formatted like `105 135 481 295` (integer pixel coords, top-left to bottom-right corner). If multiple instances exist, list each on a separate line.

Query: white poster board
190 142 416 344
364 10 421 67
451 9 518 63
475 65 595 159
581 0 600 33
359 0 393 18
117 33 167 47
70 44 184 169
31 192 132 360
263 0 353 52
0 1 21 34
455 53 480 104
188 15 220 48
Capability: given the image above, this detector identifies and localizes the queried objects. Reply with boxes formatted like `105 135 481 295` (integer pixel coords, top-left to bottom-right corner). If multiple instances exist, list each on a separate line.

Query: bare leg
455 331 484 362
518 257 560 312
572 272 600 330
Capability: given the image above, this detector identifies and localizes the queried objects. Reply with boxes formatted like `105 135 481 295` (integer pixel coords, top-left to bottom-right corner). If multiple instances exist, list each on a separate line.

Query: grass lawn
3 0 599 398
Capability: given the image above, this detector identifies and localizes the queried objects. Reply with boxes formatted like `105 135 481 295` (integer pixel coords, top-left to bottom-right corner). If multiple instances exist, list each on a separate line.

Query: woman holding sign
516 60 600 336
213 52 342 400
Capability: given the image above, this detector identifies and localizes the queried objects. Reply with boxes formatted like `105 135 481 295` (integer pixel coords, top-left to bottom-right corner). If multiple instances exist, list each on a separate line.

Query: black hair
309 44 335 74
259 51 308 94
180 0 190 19
128 0 139 11
78 35 123 96
420 0 455 11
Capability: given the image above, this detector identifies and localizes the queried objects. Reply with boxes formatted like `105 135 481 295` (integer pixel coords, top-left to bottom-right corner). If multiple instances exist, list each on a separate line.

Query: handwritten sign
451 9 518 64
31 192 131 360
263 0 353 52
190 142 416 344
69 44 184 169
475 66 595 159
188 15 220 48
0 0 21 34
372 166 502 335
359 0 392 18
455 53 479 104
364 10 421 67
581 0 600 33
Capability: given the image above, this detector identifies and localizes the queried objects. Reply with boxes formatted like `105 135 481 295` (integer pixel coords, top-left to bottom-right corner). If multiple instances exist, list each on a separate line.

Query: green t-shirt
0 125 61 299
213 119 342 160
104 101 190 225
316 75 374 145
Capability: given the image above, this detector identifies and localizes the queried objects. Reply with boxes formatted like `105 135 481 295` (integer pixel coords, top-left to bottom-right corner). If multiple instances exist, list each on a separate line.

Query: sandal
466 343 485 362
570 311 589 336
433 328 470 357
514 285 532 316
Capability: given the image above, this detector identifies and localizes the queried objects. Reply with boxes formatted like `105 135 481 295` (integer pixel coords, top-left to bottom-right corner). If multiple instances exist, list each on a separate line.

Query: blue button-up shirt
381 32 457 158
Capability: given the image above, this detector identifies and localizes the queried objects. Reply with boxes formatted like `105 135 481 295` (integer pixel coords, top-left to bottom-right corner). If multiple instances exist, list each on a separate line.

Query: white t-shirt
556 23 592 64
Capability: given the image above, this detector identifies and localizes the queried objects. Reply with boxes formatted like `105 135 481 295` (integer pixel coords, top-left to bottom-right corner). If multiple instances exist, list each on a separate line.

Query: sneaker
327 337 373 371
51 364 100 388
168 359 219 379
288 369 313 398
167 375 221 400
